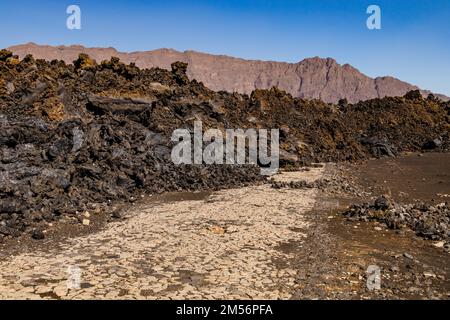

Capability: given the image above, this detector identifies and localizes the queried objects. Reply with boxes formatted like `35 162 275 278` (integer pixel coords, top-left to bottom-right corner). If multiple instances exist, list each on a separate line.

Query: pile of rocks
270 170 367 197
270 178 340 190
270 180 318 189
344 196 450 245
0 54 266 241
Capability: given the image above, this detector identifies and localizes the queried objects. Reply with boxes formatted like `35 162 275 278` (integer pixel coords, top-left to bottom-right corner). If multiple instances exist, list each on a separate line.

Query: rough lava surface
0 49 449 241
8 43 449 103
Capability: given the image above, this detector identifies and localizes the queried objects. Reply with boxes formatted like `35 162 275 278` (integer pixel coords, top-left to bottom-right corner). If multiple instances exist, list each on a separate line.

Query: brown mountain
7 42 448 103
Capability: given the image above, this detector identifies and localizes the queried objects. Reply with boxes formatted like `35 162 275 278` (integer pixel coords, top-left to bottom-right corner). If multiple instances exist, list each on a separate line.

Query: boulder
422 138 443 150
74 53 97 70
404 90 423 100
171 61 189 85
0 49 13 61
359 137 396 158
31 229 45 240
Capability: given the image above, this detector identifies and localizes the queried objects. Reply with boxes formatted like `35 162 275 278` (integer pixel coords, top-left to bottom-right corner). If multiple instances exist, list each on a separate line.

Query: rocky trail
0 169 322 300
1 162 448 300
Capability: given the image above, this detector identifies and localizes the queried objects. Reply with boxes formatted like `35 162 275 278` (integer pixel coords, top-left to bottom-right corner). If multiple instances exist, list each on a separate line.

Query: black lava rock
31 229 45 240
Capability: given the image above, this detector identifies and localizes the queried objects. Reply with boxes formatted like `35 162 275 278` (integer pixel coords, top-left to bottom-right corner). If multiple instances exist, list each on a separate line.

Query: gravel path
0 168 323 300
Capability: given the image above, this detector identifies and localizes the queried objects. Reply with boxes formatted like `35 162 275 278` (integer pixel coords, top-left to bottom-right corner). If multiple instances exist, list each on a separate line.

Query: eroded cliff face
8 43 448 103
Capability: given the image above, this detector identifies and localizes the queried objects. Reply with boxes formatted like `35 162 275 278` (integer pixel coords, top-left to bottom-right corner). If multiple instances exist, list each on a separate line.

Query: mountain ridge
7 42 448 103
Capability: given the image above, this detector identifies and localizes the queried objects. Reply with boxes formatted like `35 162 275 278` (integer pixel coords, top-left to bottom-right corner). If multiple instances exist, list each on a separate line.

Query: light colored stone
432 241 445 248
53 285 68 298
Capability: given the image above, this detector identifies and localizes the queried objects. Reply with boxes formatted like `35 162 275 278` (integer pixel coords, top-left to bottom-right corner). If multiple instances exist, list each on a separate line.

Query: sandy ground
0 168 324 300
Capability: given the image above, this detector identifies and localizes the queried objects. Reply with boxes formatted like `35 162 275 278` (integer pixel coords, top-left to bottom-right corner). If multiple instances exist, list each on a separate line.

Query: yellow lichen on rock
74 53 97 70
0 49 13 61
6 57 20 66
34 97 65 121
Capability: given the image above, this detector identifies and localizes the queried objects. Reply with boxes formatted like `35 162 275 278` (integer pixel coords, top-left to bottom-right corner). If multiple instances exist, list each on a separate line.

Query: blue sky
1 0 449 95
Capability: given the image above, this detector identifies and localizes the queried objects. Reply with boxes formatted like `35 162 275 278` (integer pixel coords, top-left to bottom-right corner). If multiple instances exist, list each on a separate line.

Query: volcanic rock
344 199 450 244
31 229 45 240
1 52 449 239
7 43 450 103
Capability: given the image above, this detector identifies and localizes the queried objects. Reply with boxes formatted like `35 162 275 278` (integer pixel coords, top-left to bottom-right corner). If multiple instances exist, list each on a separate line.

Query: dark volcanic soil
290 196 450 299
352 153 450 204
291 158 450 300
341 153 450 246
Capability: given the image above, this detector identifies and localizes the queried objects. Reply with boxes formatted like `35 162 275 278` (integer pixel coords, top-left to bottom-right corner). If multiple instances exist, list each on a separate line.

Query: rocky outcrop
8 43 448 103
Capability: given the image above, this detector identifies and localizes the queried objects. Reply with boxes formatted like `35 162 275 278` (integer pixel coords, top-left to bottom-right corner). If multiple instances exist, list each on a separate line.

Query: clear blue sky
1 0 449 95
